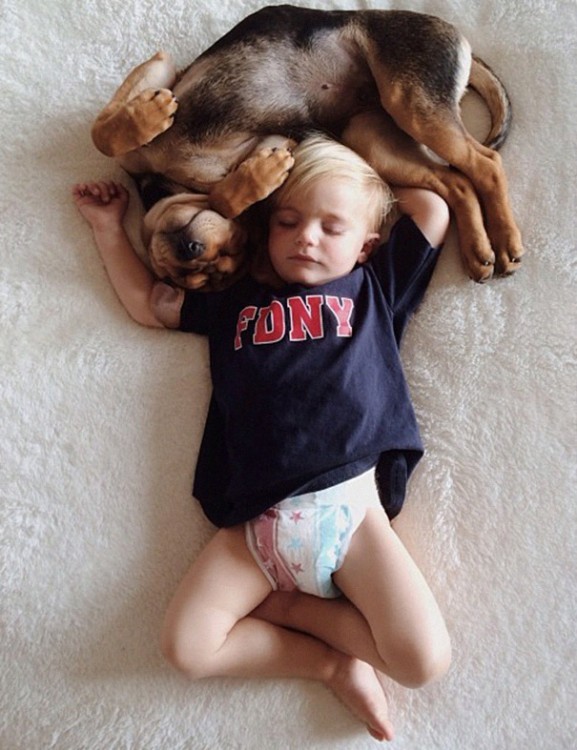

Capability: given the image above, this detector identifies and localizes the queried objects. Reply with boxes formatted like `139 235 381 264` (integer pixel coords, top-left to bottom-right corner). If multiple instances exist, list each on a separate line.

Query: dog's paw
237 146 295 200
467 260 495 283
126 88 179 147
209 146 295 218
463 229 524 282
459 229 496 283
493 227 524 277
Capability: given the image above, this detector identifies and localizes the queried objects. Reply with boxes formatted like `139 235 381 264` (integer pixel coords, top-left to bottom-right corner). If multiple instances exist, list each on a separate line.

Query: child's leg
334 508 451 687
254 509 451 689
160 525 394 741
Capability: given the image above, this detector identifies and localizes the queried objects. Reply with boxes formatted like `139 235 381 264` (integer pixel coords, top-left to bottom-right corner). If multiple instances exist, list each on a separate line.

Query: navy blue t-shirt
179 215 440 526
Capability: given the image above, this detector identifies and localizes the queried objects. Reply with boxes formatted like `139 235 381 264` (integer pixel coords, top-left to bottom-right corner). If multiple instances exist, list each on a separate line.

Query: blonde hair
273 134 394 232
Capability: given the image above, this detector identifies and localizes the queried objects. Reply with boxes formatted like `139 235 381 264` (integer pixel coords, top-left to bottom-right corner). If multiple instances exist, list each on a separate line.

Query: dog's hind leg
359 18 523 278
92 52 179 157
343 111 496 281
400 114 522 277
372 83 524 277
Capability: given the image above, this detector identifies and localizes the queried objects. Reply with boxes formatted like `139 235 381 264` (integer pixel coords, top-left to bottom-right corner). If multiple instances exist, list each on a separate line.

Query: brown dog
92 5 524 287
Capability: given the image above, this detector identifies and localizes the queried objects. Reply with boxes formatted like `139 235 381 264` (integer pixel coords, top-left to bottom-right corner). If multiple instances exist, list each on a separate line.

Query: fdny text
234 295 355 350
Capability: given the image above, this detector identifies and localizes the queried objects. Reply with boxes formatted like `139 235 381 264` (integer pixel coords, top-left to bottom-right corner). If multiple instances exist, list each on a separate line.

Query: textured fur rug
1 1 576 748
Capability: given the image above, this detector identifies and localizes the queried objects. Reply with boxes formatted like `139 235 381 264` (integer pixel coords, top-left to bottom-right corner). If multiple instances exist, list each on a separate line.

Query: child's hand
72 181 129 231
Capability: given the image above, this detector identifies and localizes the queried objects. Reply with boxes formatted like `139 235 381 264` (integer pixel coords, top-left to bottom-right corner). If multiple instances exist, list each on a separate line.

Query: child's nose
298 222 317 246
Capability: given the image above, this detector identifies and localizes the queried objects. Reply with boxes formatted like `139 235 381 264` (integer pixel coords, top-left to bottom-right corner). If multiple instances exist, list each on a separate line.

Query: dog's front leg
91 52 178 157
209 139 295 219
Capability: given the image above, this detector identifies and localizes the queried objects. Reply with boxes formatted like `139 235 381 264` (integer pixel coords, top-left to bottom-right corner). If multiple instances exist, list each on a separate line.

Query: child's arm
72 181 184 328
392 187 450 248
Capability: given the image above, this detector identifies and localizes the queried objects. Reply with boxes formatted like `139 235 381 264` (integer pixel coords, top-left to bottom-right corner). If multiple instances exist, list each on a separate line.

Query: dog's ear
135 174 179 212
250 248 284 288
244 202 284 288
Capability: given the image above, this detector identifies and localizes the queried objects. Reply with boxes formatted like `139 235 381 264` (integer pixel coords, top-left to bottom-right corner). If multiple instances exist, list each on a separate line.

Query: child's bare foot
325 654 395 742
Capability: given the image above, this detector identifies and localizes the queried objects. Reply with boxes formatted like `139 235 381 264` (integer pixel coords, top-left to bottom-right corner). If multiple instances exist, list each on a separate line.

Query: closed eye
271 208 300 228
323 223 346 236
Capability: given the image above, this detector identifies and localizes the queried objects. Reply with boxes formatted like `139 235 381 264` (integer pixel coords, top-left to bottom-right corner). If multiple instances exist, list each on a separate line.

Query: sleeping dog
92 4 524 289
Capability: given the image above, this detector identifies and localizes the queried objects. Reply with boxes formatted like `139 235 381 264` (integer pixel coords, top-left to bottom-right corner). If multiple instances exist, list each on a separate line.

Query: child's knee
394 632 452 688
160 620 209 680
160 625 186 674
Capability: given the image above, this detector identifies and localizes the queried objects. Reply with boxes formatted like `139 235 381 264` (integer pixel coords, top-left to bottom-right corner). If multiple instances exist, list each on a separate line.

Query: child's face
268 179 379 286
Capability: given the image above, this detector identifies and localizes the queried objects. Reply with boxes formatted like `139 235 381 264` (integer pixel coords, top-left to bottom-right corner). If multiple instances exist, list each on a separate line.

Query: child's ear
357 234 380 264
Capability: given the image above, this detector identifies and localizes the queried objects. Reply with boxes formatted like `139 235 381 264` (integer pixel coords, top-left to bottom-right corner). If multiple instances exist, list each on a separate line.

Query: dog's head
142 193 247 290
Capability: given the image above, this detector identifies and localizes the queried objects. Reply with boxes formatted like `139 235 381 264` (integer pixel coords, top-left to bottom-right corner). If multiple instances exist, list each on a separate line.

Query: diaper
245 470 380 598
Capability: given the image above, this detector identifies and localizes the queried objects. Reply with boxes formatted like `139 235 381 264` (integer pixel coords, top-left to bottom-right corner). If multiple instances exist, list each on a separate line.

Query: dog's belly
177 34 376 132
285 37 379 128
141 33 377 189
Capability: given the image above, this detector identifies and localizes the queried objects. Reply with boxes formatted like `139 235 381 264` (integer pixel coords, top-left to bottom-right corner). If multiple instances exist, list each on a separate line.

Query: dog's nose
177 238 206 262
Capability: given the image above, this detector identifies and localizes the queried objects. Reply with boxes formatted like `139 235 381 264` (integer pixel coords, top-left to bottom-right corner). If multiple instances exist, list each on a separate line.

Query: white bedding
1 0 576 747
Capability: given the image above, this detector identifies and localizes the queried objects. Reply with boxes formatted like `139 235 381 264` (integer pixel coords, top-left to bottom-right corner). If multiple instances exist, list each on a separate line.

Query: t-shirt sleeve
369 214 441 340
178 290 211 335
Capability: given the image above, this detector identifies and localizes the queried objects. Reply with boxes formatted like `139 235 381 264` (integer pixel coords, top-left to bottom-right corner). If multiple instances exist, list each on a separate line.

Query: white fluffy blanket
1 0 576 748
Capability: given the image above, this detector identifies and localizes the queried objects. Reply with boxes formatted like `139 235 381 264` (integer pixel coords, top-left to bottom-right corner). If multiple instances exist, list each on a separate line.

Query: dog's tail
468 56 512 150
